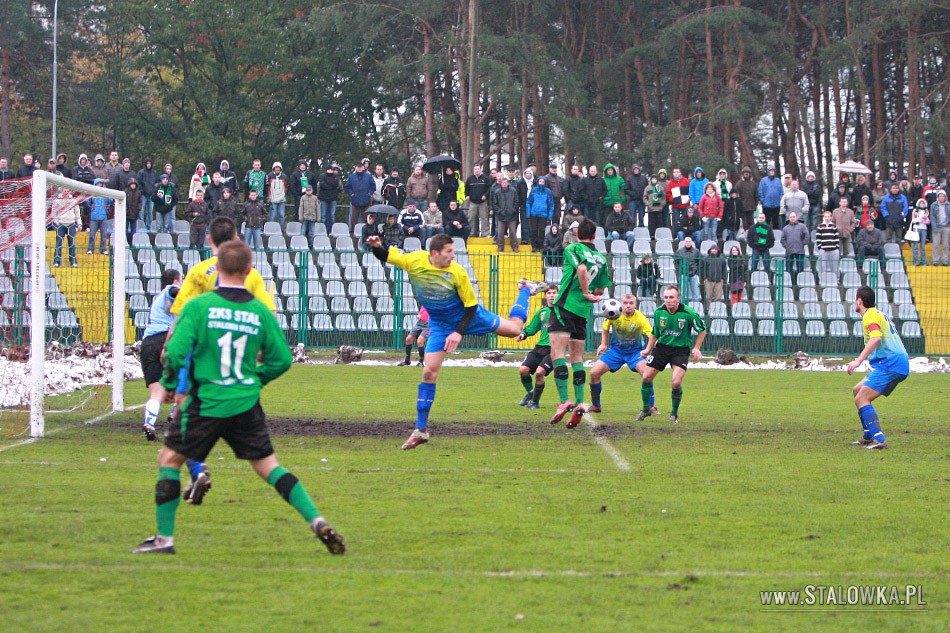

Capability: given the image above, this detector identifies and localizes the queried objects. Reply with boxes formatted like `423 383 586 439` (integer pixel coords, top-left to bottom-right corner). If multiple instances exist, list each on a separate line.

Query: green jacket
602 163 626 208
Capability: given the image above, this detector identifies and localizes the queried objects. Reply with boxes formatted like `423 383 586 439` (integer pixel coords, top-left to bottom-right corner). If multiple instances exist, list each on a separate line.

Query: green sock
267 466 320 523
553 358 569 402
641 381 654 411
521 374 534 393
671 386 683 416
571 362 586 404
155 466 181 538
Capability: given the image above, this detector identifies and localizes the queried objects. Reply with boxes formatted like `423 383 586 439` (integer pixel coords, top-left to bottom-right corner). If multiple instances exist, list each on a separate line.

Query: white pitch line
583 412 631 472
0 404 143 453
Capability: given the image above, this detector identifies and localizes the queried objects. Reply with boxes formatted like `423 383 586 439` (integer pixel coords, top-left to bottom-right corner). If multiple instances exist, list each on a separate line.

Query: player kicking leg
366 234 547 449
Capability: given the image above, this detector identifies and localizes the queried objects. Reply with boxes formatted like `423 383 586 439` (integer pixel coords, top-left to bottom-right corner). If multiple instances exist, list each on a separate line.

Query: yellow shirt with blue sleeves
386 248 477 323
603 310 653 349
862 307 909 375
171 255 275 315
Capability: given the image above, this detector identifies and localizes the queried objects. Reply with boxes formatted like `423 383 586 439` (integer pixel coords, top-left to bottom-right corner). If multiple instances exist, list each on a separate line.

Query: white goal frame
30 171 127 437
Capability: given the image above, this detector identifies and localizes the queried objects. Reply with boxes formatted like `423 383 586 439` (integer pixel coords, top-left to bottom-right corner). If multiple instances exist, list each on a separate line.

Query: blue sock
508 286 531 322
859 405 885 443
416 382 436 431
650 391 656 408
858 416 871 440
590 382 602 407
186 460 204 480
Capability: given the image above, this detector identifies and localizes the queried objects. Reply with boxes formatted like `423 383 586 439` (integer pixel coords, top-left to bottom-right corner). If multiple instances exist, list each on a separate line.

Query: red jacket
666 177 691 209
698 193 723 219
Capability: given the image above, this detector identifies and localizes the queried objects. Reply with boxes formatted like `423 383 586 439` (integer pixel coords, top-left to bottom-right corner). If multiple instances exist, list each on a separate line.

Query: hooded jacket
346 170 375 207
734 174 758 212
382 176 406 209
490 184 519 222
317 170 341 202
643 179 666 213
758 170 784 208
267 168 288 203
219 160 240 196
153 177 178 216
289 165 314 203
74 155 95 185
526 183 555 220
930 196 950 231
698 189 723 219
666 172 691 209
298 191 319 222
880 191 909 228
601 164 626 208
713 170 732 199
436 171 460 210
137 160 159 197
89 179 110 221
189 163 210 201
688 167 710 205
124 181 142 222
801 172 822 206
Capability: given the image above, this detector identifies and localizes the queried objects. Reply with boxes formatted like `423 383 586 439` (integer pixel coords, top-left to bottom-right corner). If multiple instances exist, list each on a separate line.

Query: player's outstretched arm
641 335 658 356
597 326 609 356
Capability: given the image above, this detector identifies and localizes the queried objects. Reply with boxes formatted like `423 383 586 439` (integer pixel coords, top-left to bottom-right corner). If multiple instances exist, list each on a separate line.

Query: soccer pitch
1 365 947 632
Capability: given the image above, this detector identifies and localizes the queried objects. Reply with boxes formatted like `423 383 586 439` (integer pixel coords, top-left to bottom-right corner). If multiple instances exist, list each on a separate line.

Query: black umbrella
422 154 462 175
366 204 400 217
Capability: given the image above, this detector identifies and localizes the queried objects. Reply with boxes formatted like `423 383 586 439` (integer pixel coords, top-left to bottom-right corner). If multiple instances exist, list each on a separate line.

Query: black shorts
164 399 274 462
522 346 553 375
549 306 588 341
646 344 691 372
140 332 167 386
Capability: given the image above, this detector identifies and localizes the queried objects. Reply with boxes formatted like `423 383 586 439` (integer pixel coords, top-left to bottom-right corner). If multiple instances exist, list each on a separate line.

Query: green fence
3 239 947 356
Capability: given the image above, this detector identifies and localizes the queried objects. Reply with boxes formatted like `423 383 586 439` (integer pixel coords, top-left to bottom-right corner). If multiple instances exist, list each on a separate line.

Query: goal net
0 172 128 438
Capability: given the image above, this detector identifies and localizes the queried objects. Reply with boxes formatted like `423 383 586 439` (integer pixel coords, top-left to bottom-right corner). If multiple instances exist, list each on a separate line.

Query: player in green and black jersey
516 286 559 409
131 240 345 556
548 218 612 428
638 284 707 424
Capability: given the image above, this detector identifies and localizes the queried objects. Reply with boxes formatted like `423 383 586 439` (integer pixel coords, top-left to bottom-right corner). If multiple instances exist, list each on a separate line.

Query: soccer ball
602 298 622 320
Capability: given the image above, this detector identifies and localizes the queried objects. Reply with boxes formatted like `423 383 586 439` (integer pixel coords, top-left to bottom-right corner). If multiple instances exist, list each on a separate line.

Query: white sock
144 399 161 427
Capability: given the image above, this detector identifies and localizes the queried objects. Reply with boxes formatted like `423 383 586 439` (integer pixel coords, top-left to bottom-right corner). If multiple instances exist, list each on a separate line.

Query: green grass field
1 365 947 632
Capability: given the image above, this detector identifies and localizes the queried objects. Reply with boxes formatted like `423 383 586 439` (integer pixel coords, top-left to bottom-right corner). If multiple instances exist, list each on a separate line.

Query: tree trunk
460 0 479 176
631 26 652 129
906 12 921 178
623 66 634 153
869 39 885 172
423 28 437 157
0 48 10 160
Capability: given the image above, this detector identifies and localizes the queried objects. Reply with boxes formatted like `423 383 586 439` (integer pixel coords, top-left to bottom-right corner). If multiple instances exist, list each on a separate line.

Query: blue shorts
862 368 907 397
425 306 501 353
599 346 647 373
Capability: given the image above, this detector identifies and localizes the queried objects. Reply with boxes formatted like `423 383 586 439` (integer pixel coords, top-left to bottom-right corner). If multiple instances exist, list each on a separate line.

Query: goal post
29 170 127 437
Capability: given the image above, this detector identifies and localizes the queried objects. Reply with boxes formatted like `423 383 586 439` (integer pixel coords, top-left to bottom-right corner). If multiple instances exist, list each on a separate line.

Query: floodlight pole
51 0 58 160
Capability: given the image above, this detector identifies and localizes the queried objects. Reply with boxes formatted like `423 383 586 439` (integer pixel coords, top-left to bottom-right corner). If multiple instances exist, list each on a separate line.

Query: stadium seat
335 236 355 251
455 252 470 266
825 302 846 320
755 303 774 319
320 262 342 281
330 296 351 314
757 319 775 336
370 282 391 299
284 295 303 313
655 228 673 241
633 241 652 257
182 250 202 269
545 268 563 285
274 263 295 281
610 240 630 255
708 302 728 318
48 292 69 310
289 235 309 251
633 227 650 241
379 314 395 330
818 272 838 287
639 299 656 315
897 303 918 321
342 265 364 283
158 250 179 267
885 259 905 275
357 314 378 330
612 266 632 284
352 223 364 238
901 321 922 338
722 240 740 255
781 303 798 320
877 303 893 318
451 237 467 252
802 302 822 320
593 238 607 251
133 311 149 329
347 281 369 297
313 314 333 330
839 259 857 274
687 301 705 318
141 261 162 279
313 236 333 251
271 296 285 313
404 237 422 252
844 287 858 303
750 271 770 287
828 320 849 337
56 311 79 327
330 223 349 237
853 321 864 336
889 273 910 290
326 281 346 297
263 222 282 236
365 263 387 282
334 314 356 330
595 227 606 239
146 278 163 295
883 243 902 259
798 287 818 303
782 321 801 337
752 286 771 302
804 320 825 338
892 289 913 305
266 235 287 250
655 240 674 256
126 277 146 297
731 302 751 319
710 319 730 336
734 319 753 336
612 284 632 298
173 220 190 234
700 240 718 255
309 296 328 313
272 251 292 266
131 233 151 248
797 272 816 287
285 222 302 236
821 287 842 303
135 248 156 265
376 297 394 313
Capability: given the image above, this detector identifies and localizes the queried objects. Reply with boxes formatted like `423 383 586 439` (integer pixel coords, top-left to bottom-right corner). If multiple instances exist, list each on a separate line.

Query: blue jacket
526 184 554 220
758 175 784 208
688 167 709 205
345 171 376 206
880 192 909 228
90 179 109 221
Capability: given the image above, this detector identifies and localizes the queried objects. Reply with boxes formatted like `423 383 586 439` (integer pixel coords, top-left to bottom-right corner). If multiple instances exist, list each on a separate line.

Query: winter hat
220 160 230 170
94 154 105 162
717 168 727 176
916 198 928 208
78 153 88 162
658 168 668 177
299 158 308 167
806 170 816 180
272 161 282 170
767 163 776 172
633 164 642 171
569 221 580 229
537 176 546 184
741 165 751 174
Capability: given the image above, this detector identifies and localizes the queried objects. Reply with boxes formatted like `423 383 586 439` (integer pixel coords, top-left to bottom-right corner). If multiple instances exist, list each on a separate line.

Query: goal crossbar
30 171 127 437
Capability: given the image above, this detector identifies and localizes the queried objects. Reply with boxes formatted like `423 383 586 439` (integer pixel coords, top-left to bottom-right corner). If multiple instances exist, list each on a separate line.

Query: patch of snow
0 353 142 408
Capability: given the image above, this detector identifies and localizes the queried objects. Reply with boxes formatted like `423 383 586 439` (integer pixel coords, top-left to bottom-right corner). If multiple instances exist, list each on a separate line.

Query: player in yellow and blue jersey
367 233 548 449
845 286 909 450
588 294 657 415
